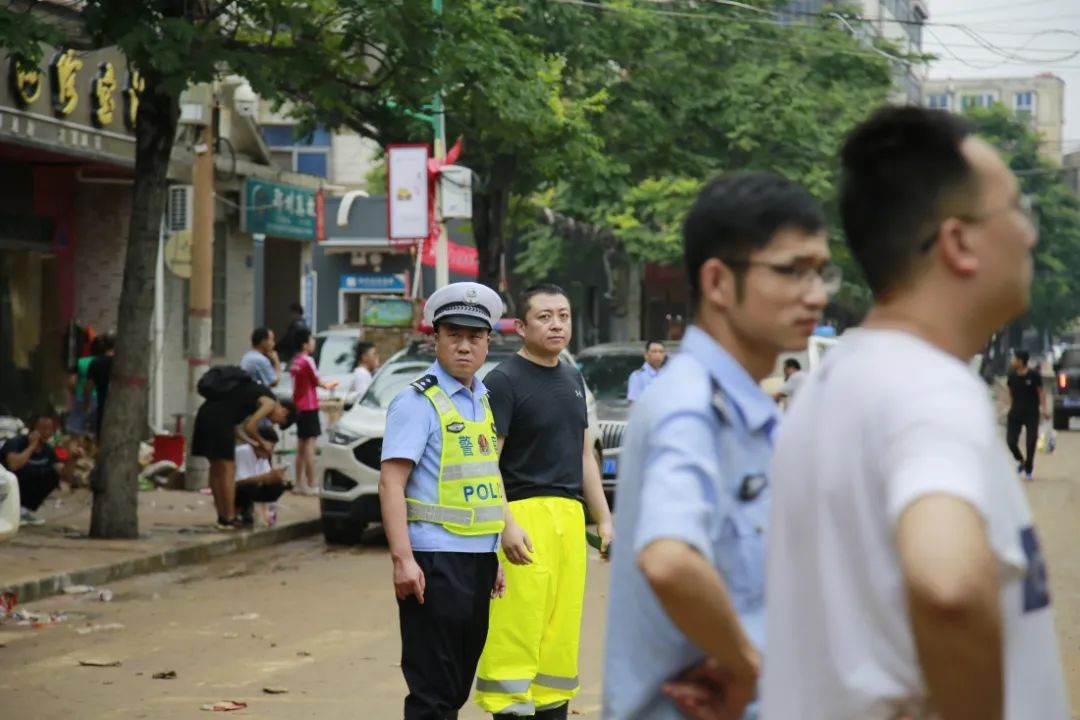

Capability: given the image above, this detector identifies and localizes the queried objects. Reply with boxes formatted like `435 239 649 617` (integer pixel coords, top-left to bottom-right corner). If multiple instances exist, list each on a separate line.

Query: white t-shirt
234 444 270 482
351 366 373 397
762 329 1068 720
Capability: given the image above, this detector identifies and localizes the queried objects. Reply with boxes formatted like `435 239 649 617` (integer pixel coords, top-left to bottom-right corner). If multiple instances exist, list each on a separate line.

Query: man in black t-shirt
1006 349 1046 481
474 284 613 720
1 415 77 525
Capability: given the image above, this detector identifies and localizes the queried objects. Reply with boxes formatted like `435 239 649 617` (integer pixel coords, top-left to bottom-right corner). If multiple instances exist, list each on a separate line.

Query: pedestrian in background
1006 349 1047 481
85 332 115 437
350 341 380 398
379 281 529 720
290 328 337 495
2 415 81 526
67 336 104 437
233 426 289 527
475 283 614 720
276 302 307 362
626 340 666 403
772 358 805 408
603 173 833 720
241 327 281 387
763 106 1068 719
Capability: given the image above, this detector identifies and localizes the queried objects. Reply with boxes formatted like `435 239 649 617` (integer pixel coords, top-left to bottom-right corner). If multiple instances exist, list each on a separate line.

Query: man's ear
936 218 979 277
699 258 738 310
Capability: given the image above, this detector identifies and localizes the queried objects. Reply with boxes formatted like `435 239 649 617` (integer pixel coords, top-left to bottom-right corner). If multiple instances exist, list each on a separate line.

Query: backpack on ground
197 365 255 401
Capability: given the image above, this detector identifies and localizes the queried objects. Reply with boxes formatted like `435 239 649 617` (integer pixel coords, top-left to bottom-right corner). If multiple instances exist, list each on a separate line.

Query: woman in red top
290 329 338 495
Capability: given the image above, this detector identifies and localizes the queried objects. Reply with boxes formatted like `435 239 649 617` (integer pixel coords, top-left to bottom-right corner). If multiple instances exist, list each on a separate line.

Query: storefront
0 46 140 417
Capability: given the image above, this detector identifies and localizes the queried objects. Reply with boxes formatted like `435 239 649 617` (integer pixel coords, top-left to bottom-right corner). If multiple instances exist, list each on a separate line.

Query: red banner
420 238 479 277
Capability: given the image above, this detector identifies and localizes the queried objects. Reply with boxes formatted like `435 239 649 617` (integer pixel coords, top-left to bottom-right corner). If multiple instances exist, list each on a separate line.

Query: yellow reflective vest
405 379 505 536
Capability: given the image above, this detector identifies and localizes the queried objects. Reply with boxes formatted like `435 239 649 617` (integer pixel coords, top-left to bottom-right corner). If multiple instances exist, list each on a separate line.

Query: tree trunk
472 188 506 291
90 81 180 539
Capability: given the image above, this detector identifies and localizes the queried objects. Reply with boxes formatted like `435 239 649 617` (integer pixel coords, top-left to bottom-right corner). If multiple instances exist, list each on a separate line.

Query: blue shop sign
339 272 407 293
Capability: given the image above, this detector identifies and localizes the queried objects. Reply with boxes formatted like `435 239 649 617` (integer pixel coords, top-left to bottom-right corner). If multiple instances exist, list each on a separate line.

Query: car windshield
578 353 648 401
360 352 506 409
1060 348 1080 368
315 334 357 376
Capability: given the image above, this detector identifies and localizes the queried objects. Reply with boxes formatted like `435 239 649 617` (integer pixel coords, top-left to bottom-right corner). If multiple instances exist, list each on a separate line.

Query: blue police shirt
381 360 500 553
603 326 776 720
626 363 661 402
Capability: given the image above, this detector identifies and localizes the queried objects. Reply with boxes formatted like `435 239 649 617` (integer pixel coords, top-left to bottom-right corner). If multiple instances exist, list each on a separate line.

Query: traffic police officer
380 281 526 720
602 172 832 719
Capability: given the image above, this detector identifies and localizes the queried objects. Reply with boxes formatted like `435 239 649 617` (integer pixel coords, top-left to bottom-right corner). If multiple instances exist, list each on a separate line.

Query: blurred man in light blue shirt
240 328 280 387
603 172 836 720
626 341 666 403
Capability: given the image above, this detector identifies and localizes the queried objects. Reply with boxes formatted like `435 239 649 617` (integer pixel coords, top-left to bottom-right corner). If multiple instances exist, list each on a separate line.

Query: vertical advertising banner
387 144 430 240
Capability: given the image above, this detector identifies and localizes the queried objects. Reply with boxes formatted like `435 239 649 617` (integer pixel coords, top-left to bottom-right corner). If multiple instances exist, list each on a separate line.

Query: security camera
233 82 258 119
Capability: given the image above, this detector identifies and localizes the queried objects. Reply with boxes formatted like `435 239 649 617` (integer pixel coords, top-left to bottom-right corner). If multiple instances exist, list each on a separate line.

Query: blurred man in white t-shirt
234 427 288 527
762 107 1069 719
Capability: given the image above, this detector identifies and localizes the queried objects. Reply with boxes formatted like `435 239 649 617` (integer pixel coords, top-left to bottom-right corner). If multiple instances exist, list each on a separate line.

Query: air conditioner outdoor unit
166 185 193 234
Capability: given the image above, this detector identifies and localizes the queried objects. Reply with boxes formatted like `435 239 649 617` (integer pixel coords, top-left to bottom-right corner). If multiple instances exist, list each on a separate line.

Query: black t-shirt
1008 369 1042 417
222 382 276 425
1 435 59 483
87 354 113 404
485 354 588 502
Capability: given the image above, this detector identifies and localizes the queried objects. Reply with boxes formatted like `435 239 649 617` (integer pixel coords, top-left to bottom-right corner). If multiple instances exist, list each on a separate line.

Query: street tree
0 0 446 538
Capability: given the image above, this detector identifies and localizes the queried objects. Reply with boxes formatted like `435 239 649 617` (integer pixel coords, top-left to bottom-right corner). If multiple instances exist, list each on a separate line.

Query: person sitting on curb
1 415 80 526
234 426 290 528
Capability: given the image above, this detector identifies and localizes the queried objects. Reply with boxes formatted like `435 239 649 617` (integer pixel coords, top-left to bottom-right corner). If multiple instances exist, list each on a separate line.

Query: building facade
922 74 1067 163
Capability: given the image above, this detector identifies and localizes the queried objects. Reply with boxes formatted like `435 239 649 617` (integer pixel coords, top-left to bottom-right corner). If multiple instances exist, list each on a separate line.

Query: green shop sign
242 178 322 241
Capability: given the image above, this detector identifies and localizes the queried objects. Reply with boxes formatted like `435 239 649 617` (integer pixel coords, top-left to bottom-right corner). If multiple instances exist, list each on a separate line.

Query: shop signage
361 296 415 328
242 178 318 241
339 272 407 293
1 46 143 164
387 144 429 239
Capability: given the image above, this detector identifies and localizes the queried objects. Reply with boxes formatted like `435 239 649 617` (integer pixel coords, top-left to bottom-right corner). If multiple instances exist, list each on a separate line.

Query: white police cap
424 282 504 330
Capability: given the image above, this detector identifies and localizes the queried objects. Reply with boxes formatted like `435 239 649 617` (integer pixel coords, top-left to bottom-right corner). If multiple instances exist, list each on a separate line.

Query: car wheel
1054 411 1069 431
322 518 367 546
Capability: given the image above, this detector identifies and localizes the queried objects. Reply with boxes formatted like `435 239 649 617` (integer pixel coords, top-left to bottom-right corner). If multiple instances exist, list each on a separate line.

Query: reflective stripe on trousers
475 497 586 715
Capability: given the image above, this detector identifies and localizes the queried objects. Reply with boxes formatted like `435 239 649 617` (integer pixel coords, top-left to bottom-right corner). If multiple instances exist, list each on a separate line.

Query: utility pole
432 0 450 290
186 120 214 431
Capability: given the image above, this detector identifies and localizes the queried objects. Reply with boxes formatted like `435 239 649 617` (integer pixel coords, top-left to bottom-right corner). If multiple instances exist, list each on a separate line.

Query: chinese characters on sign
91 62 117 128
242 178 319 241
9 58 41 107
49 49 83 117
338 273 408 293
123 68 144 131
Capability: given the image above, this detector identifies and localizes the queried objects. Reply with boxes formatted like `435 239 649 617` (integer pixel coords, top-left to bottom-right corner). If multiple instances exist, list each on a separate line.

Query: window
961 93 996 110
261 124 331 179
927 93 950 110
1015 91 1035 111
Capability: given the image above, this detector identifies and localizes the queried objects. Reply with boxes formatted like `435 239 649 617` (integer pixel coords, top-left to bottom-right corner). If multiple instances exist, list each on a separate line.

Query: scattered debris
9 609 69 627
152 670 177 680
230 612 259 621
98 589 114 603
296 651 311 657
63 585 95 595
79 659 121 667
262 687 288 695
201 701 247 712
223 633 239 639
75 623 125 635
0 591 16 619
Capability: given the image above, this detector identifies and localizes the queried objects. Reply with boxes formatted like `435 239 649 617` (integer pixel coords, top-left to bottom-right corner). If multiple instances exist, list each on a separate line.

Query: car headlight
329 429 361 446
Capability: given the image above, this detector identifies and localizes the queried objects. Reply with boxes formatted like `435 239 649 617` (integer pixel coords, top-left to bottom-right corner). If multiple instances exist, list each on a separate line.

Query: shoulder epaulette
410 374 439 393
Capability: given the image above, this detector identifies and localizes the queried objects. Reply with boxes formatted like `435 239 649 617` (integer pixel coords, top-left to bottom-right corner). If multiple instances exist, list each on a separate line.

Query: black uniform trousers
1007 411 1040 474
398 551 498 720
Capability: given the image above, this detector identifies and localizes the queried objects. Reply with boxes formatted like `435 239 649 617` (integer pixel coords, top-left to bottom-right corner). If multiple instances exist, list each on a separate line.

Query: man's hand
501 520 534 565
393 557 426 603
663 657 758 720
492 563 506 598
597 519 614 560
270 467 287 483
27 431 42 452
268 349 280 365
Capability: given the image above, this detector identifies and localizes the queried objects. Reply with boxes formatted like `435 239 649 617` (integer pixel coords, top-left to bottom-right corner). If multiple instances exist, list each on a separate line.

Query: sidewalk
0 488 322 605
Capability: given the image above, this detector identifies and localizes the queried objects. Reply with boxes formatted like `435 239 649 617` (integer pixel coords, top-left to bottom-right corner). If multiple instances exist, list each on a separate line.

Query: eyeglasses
724 259 843 296
919 194 1037 253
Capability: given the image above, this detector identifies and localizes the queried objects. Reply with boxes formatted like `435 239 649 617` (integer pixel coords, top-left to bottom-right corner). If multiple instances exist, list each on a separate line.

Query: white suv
318 334 602 544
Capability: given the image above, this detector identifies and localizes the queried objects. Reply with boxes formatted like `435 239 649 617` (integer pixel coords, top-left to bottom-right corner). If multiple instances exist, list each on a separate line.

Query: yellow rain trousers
475 496 586 716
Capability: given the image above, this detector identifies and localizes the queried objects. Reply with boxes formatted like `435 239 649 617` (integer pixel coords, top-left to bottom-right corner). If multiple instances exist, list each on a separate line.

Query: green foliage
965 105 1080 333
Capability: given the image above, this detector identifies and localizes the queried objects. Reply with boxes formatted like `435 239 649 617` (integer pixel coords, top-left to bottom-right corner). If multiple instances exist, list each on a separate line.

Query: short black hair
645 340 665 352
355 341 375 365
89 336 106 356
101 332 116 352
683 172 826 301
518 283 569 321
839 106 977 298
1014 349 1030 365
289 302 304 315
251 327 271 346
295 328 313 348
784 358 802 371
277 399 296 430
258 426 280 444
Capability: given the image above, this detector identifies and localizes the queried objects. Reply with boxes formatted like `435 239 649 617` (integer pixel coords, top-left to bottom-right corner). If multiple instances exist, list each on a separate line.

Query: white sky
923 0 1080 157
